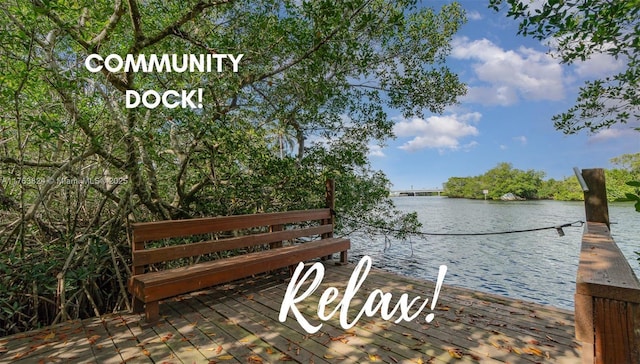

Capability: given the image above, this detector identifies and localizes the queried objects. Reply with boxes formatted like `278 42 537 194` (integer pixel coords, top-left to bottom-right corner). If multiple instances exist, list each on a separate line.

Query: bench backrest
131 208 334 275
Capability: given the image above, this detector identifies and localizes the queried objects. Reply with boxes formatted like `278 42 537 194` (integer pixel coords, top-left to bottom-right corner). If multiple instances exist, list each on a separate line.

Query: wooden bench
128 208 350 322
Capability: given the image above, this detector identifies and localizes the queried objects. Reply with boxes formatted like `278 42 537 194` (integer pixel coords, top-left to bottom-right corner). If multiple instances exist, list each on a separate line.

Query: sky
370 1 639 191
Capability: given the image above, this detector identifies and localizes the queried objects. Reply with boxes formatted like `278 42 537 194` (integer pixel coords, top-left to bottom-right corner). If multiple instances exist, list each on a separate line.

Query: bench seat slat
133 224 334 266
132 209 332 242
130 238 350 302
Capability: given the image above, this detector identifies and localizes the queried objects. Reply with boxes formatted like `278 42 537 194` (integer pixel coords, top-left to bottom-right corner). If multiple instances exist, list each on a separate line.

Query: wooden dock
0 262 580 363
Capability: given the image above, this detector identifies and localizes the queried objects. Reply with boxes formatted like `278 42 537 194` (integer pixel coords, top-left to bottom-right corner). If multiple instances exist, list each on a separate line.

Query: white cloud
467 10 482 20
588 128 624 143
368 144 385 157
465 85 518 106
574 52 626 78
545 35 627 79
461 141 479 151
451 37 565 105
393 113 480 152
513 135 527 145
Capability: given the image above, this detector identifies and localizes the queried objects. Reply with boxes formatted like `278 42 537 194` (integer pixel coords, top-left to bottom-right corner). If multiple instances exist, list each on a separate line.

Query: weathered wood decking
1 261 581 363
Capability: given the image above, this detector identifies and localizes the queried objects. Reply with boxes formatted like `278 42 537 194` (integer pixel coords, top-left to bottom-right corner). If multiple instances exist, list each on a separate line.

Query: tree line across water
443 153 640 202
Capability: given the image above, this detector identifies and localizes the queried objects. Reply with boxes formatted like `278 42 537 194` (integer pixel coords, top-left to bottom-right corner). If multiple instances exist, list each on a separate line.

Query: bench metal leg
145 301 160 323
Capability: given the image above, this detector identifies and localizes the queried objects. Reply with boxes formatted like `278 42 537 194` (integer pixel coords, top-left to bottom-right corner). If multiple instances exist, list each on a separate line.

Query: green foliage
611 153 640 173
443 159 640 202
0 0 466 334
622 181 640 212
610 153 640 211
444 163 545 200
539 177 584 201
489 0 639 134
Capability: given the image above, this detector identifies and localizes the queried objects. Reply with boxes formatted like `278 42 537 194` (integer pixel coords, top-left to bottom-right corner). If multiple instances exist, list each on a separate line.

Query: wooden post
324 179 346 263
581 168 610 229
575 167 640 363
574 292 594 363
323 179 335 261
131 230 146 314
269 224 283 249
324 179 335 239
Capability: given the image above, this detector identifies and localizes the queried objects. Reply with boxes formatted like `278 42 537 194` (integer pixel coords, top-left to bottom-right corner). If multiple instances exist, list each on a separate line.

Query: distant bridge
390 188 443 196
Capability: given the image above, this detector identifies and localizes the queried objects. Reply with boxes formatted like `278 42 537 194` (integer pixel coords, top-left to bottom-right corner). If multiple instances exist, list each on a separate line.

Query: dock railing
575 168 640 363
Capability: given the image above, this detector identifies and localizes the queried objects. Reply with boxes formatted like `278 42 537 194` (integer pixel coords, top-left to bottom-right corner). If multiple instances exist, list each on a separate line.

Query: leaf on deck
13 351 31 360
368 353 382 361
447 348 463 359
523 346 544 357
43 331 55 341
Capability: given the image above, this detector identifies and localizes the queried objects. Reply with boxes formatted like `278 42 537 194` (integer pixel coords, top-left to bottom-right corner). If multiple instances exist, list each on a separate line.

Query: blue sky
370 1 639 191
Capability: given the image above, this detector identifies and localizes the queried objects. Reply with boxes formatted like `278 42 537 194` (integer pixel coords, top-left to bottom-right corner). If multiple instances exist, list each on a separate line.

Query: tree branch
30 0 92 51
22 149 97 222
247 0 372 86
89 0 126 48
131 0 234 53
126 0 145 44
0 157 64 168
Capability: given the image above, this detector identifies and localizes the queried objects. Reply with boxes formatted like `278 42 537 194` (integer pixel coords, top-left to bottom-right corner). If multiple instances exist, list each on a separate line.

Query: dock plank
255 268 506 363
0 262 581 363
180 291 275 363
101 314 154 363
128 314 180 363
82 317 126 364
255 281 483 364
164 298 244 363
330 265 579 359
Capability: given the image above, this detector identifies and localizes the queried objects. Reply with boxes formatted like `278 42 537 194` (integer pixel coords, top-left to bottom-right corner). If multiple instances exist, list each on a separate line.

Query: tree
0 0 466 334
489 0 639 134
611 153 640 173
443 163 545 200
610 153 640 212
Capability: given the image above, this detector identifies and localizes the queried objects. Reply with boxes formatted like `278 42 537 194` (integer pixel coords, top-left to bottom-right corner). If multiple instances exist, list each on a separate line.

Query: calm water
348 197 640 311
